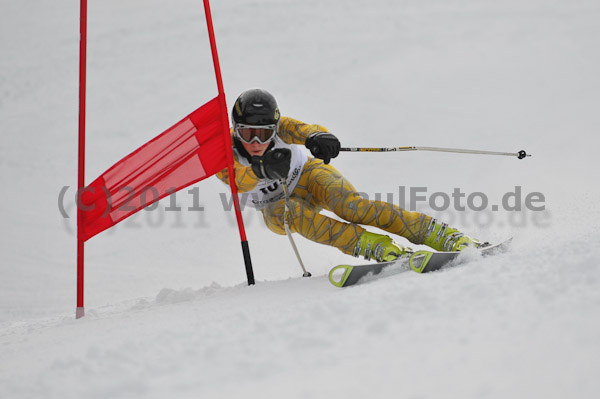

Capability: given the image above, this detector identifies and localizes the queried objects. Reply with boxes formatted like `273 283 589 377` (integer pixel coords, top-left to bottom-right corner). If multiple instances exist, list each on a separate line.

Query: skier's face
241 140 270 157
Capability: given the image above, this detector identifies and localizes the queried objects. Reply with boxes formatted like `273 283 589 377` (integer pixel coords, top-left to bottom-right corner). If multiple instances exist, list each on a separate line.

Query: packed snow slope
1 0 600 398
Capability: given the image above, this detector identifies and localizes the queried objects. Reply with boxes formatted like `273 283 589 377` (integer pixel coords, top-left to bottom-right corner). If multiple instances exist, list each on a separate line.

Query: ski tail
329 265 354 287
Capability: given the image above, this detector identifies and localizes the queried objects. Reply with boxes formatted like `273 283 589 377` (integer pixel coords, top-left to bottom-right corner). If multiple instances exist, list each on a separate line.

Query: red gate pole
203 0 255 285
76 0 88 318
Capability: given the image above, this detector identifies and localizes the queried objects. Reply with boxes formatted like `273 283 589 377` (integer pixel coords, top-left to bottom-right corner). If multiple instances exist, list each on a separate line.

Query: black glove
251 148 292 180
305 132 340 164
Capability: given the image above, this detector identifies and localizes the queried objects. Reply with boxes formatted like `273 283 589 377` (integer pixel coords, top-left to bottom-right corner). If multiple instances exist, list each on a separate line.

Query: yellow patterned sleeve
215 153 260 193
277 116 330 145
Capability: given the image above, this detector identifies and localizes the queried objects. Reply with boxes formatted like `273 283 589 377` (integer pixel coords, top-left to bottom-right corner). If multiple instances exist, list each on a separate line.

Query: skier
217 88 482 263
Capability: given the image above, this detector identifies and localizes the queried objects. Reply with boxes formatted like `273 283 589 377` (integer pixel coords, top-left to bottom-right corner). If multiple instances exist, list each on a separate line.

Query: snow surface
2 0 600 397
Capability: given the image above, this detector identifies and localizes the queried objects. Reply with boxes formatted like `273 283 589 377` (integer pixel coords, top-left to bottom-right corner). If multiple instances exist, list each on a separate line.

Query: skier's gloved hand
305 132 340 164
251 148 292 180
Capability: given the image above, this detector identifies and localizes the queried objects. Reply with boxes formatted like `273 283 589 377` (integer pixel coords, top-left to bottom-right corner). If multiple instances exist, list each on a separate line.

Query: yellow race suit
216 117 433 256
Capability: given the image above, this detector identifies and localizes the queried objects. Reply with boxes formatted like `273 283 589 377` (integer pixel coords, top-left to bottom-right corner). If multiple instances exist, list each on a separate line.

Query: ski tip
329 265 354 287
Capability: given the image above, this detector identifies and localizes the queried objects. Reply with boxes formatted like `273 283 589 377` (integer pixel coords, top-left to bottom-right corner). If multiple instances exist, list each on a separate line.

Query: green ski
329 238 512 287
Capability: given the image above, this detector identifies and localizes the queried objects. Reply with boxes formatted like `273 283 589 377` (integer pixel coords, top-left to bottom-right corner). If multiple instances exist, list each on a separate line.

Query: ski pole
340 146 531 159
281 180 312 278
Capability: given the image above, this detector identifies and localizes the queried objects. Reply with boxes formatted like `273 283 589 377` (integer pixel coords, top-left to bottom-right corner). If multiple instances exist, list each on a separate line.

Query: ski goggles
234 123 278 144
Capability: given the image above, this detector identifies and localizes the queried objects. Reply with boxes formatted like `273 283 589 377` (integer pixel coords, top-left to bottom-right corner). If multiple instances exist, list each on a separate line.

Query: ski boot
423 218 483 252
353 231 411 262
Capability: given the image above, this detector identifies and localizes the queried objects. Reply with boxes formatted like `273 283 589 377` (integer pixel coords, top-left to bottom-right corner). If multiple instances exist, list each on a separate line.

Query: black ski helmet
232 89 280 127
